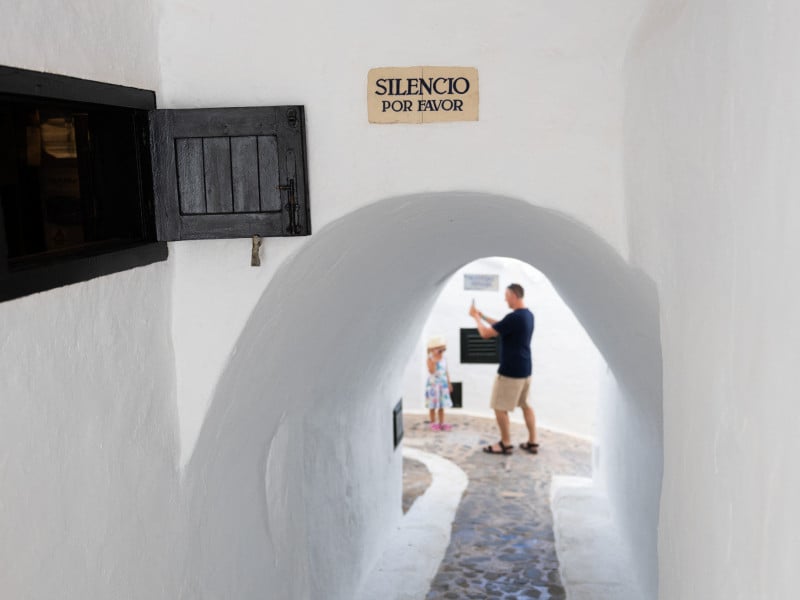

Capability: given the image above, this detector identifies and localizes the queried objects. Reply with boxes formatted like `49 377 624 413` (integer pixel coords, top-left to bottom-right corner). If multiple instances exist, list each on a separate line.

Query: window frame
0 65 166 303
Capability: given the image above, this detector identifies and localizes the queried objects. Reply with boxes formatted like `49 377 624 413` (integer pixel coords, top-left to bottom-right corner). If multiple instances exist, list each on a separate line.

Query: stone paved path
402 413 591 600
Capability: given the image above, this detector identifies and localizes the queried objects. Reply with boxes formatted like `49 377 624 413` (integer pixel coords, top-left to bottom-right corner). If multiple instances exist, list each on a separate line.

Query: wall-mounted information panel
460 328 500 364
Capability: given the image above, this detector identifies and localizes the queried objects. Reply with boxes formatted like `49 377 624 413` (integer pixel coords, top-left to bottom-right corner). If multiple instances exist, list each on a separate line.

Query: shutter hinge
278 178 301 234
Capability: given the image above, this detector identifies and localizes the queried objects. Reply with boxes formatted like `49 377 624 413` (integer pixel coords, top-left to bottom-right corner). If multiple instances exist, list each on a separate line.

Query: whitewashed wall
0 264 183 598
159 0 643 464
0 1 668 599
182 193 662 599
402 257 603 439
156 2 658 598
0 0 160 90
625 1 800 598
0 2 185 598
170 237 300 468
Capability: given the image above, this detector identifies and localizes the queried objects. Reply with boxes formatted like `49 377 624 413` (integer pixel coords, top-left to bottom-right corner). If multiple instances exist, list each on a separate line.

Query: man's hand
469 303 480 319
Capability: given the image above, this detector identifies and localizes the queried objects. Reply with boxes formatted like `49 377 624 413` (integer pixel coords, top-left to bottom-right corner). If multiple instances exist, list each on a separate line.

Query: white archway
180 192 663 599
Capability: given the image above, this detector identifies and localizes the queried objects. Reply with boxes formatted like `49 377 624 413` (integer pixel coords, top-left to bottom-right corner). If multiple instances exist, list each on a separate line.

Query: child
425 334 453 431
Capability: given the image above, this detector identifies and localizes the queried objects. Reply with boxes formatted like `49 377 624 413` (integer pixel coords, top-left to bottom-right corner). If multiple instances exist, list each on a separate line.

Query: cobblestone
401 413 590 600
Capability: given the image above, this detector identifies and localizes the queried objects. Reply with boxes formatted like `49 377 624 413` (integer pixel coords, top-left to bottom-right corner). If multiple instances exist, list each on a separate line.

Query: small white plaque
464 274 499 291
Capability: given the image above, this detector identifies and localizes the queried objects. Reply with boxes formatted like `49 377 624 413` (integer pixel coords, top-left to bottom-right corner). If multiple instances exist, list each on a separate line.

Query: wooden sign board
367 66 479 124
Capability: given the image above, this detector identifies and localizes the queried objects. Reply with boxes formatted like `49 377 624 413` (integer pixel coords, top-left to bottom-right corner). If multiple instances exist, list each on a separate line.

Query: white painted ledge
356 444 468 600
550 476 643 600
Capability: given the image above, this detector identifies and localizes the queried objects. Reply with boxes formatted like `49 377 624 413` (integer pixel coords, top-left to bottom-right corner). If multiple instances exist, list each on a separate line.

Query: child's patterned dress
425 359 452 409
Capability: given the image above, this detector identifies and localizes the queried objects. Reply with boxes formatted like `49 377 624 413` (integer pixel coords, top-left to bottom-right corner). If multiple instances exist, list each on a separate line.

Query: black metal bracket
278 178 301 234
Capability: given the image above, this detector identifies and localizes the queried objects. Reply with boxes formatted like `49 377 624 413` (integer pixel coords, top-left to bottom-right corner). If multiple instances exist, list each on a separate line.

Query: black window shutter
149 106 310 241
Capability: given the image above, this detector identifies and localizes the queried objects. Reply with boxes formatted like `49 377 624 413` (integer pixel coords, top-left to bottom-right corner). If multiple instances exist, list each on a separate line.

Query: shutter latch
278 178 301 234
251 234 262 267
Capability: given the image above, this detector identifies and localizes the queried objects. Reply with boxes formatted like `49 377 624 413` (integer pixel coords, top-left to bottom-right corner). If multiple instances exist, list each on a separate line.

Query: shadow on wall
179 192 663 600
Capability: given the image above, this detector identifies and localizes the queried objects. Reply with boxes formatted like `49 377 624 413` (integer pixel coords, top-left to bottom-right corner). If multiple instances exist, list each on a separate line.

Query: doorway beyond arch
402 255 606 440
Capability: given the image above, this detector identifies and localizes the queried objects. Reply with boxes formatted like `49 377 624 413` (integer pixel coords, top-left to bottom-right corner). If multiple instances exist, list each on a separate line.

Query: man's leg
521 405 537 444
486 375 515 453
518 377 538 450
495 409 511 446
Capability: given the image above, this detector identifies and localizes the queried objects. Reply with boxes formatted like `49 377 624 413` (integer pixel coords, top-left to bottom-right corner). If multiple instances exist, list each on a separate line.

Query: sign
393 399 404 449
367 66 479 124
464 274 499 291
460 328 500 364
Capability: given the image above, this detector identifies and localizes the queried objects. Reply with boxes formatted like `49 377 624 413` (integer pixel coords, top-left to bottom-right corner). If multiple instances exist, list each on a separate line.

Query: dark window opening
0 66 164 302
0 96 152 271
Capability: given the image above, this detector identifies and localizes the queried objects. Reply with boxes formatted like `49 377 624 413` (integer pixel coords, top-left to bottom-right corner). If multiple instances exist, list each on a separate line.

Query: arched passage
180 192 663 599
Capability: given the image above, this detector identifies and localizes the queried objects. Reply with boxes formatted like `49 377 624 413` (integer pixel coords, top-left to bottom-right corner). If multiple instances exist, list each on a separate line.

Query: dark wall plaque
393 399 404 449
460 328 500 364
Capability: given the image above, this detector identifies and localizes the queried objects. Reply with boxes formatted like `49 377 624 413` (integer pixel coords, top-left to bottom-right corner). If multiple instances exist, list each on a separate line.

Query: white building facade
1 1 798 599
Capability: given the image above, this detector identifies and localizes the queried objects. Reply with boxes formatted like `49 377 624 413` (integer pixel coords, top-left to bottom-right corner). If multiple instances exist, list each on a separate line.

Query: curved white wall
182 193 662 599
625 2 800 597
158 0 644 474
153 2 660 593
170 237 300 467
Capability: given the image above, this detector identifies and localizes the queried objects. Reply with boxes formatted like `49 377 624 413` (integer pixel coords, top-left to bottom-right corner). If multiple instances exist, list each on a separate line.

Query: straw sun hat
427 334 447 350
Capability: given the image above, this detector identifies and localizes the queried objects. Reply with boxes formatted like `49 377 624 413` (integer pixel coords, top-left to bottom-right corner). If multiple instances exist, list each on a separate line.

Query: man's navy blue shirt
492 308 534 378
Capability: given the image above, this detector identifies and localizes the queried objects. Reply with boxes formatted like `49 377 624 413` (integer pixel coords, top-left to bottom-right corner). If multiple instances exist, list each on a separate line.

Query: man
469 283 537 455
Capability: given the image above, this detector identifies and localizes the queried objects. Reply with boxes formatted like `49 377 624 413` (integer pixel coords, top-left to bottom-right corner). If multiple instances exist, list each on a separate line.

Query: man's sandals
483 440 540 455
483 440 513 455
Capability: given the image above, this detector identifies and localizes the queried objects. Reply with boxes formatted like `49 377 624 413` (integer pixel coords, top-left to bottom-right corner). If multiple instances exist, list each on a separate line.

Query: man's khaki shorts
490 374 532 411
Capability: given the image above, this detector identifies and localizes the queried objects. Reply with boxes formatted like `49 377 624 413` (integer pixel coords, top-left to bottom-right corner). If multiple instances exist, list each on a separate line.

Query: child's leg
438 408 452 430
429 408 435 423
